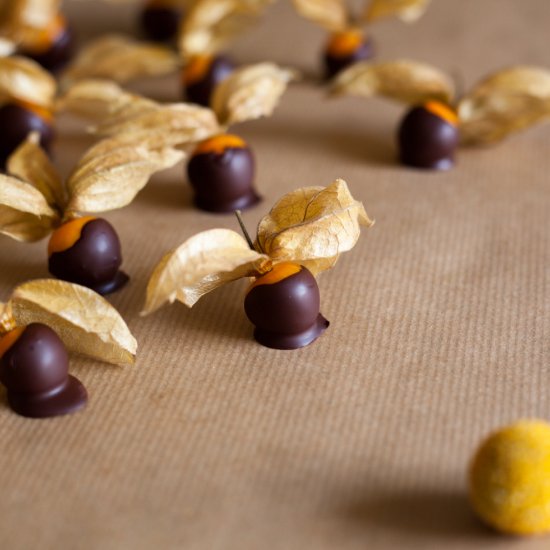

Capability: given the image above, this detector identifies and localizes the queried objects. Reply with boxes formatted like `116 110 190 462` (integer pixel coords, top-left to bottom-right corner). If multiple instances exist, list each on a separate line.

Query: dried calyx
291 0 431 77
179 0 274 59
0 0 74 73
0 132 183 292
0 55 56 165
0 278 136 417
0 0 61 43
0 47 178 167
62 34 180 85
142 178 372 349
59 63 297 212
178 0 275 104
330 60 550 145
330 61 550 169
0 38 16 57
142 178 373 314
59 63 296 138
71 0 273 97
0 279 137 365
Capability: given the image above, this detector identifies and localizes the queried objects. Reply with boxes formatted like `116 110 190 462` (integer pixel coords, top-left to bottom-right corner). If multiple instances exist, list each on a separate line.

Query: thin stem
234 210 255 250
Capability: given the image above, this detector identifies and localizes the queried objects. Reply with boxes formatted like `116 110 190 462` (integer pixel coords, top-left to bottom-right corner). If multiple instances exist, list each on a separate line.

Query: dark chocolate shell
48 217 129 295
244 265 329 350
0 323 87 418
398 103 460 170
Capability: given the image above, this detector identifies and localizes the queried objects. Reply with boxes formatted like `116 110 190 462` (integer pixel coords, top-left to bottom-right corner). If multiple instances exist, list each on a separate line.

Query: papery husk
255 178 373 275
0 38 16 57
330 59 454 106
56 79 150 122
0 0 61 31
179 0 273 57
58 80 218 145
290 0 347 32
63 34 179 84
65 137 184 214
0 55 56 108
458 66 550 145
0 173 59 242
93 102 221 148
10 279 137 366
211 62 296 127
143 228 271 312
0 0 63 51
7 132 65 209
0 301 15 334
362 0 430 23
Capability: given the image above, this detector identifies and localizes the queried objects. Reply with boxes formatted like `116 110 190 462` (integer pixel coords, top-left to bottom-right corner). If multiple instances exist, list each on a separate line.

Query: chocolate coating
140 5 182 42
21 25 75 74
398 106 459 170
48 218 129 295
0 323 87 418
187 145 260 213
244 267 329 350
324 37 374 79
184 56 235 106
0 104 54 170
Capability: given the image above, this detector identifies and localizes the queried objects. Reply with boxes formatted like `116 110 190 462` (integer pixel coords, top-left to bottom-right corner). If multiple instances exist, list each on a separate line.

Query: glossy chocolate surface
398 106 459 170
48 218 129 295
22 26 75 74
0 323 87 418
184 56 235 106
244 267 330 350
140 5 181 42
323 38 374 79
0 104 54 170
187 145 260 213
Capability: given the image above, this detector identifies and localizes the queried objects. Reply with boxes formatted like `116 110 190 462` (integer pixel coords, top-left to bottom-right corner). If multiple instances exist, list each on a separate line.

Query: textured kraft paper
1 1 549 549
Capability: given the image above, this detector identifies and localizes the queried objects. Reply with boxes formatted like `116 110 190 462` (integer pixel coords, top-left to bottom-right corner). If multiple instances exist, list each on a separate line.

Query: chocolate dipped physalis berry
331 61 550 170
187 133 258 212
0 0 74 73
0 323 86 418
178 0 273 106
185 62 295 212
324 29 373 80
0 131 182 293
0 278 137 417
61 63 295 213
0 55 56 168
398 100 459 170
291 0 430 78
19 14 74 74
62 34 179 86
140 0 185 42
142 178 373 349
244 262 329 349
47 216 128 295
469 420 550 535
182 54 236 107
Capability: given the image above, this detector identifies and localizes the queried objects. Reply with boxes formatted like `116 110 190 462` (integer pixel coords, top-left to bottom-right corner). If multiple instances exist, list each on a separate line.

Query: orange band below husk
0 326 25 360
247 262 302 292
48 216 97 256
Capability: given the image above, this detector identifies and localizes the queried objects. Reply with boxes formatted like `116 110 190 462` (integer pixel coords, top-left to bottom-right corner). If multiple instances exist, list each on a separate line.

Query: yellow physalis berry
469 419 550 535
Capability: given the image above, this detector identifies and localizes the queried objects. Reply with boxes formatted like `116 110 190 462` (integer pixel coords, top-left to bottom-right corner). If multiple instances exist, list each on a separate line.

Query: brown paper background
1 1 550 548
